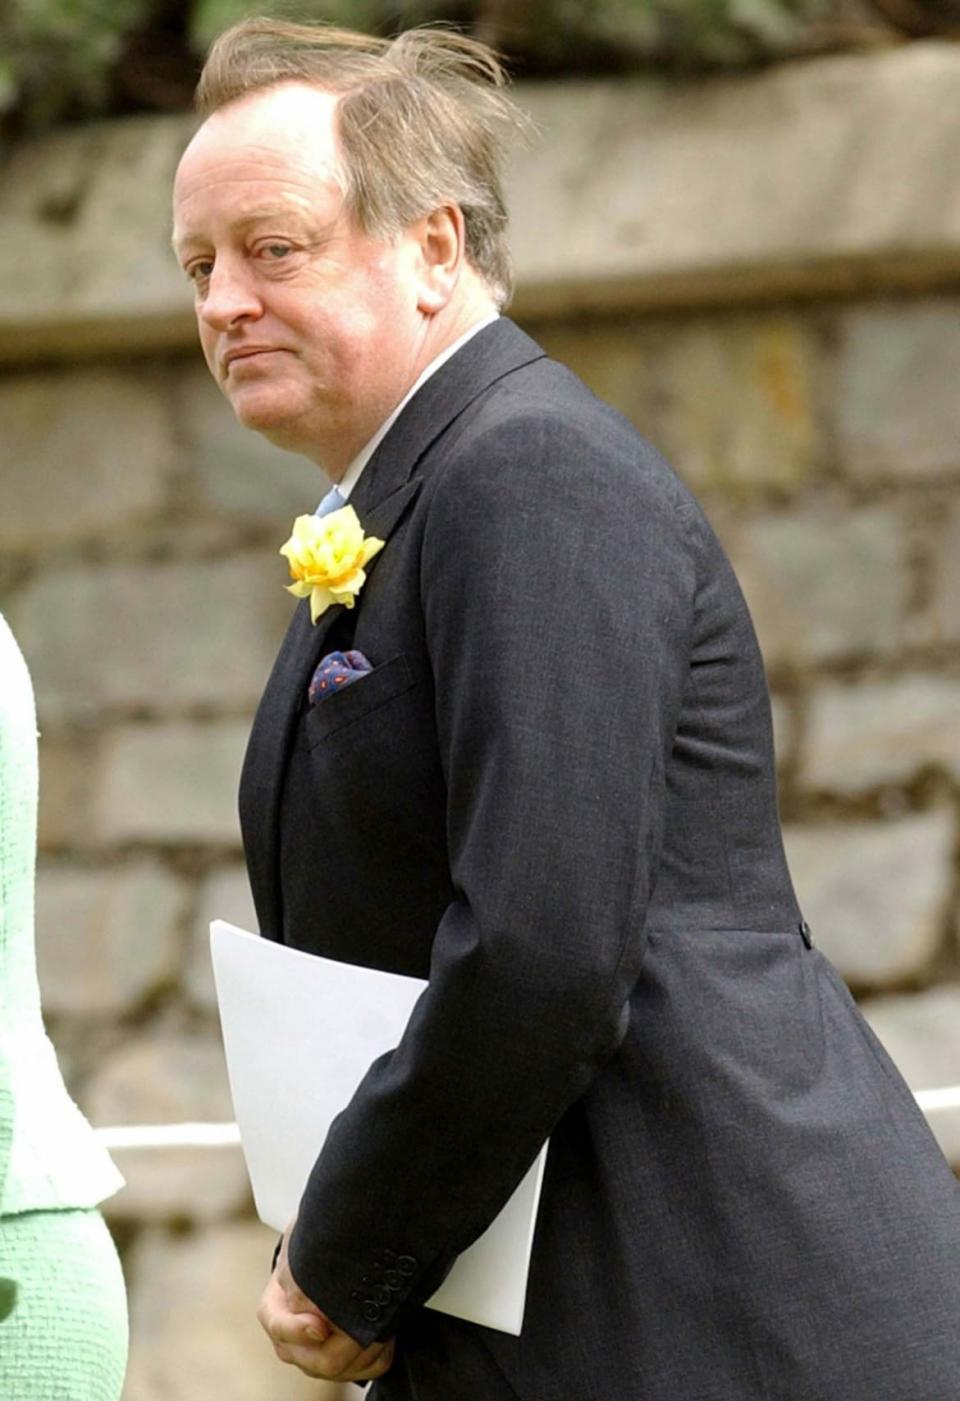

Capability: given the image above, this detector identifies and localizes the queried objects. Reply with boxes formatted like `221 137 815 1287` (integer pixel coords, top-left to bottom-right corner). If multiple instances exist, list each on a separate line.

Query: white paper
209 919 547 1335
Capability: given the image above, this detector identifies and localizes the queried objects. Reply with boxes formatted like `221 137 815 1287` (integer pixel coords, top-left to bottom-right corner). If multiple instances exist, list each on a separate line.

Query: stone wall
2 43 960 1401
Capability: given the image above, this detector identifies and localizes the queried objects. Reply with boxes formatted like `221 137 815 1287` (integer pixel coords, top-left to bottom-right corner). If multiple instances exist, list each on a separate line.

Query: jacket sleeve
0 1059 11 1208
288 409 697 1343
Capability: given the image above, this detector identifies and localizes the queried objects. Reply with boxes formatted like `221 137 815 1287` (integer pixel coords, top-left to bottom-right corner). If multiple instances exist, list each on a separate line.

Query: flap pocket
302 652 417 747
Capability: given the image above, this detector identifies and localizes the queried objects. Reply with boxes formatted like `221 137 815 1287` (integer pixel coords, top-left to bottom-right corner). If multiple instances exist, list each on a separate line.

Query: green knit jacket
0 614 123 1216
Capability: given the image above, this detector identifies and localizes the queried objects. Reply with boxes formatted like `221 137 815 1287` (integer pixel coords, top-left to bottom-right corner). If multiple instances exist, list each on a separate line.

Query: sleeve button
362 1301 382 1323
397 1255 417 1276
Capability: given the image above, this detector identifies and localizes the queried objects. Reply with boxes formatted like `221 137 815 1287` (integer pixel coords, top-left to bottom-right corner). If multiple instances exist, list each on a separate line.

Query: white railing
92 1087 960 1151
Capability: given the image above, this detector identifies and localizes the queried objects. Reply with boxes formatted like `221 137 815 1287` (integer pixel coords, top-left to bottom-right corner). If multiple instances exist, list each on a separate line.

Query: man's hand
257 1220 395 1384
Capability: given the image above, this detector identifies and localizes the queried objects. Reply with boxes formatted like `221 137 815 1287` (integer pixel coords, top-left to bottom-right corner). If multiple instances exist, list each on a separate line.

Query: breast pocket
302 652 417 748
300 652 446 842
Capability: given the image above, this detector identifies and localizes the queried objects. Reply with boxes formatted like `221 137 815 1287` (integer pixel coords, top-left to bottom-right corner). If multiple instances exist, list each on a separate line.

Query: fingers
275 1335 395 1383
338 1337 396 1383
258 1270 394 1382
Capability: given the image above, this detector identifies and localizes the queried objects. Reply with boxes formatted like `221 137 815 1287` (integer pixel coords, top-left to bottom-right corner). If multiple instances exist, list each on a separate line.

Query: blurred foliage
1 0 154 126
0 0 850 136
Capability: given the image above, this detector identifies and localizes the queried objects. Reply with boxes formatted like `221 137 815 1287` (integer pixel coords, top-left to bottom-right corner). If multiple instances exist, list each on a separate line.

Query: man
173 18 960 1399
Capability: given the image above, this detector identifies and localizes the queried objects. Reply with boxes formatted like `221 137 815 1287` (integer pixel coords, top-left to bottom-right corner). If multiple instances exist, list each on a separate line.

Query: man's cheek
199 332 220 382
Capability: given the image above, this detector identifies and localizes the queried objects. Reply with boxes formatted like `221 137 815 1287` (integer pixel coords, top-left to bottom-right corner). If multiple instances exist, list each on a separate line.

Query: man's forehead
173 84 347 240
178 82 343 181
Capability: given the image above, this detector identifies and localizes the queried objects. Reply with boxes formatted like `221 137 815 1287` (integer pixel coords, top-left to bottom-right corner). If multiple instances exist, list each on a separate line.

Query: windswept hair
196 18 529 307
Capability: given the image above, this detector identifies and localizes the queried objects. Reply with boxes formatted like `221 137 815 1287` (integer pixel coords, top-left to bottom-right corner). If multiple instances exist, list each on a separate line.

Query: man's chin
229 388 292 433
228 394 316 454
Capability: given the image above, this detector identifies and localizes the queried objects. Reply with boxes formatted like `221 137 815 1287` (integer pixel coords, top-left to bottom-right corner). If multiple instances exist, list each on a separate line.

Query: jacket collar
239 317 546 939
348 316 545 516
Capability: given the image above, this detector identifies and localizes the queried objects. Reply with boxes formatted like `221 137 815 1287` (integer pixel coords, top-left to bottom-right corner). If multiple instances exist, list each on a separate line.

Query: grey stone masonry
35 860 185 1015
535 312 825 501
36 730 101 851
85 1027 249 1224
0 113 197 362
11 46 960 359
123 1222 343 1400
803 674 960 793
187 864 259 1012
726 504 906 669
0 369 175 552
783 810 954 990
510 45 960 318
934 503 960 646
84 1026 235 1131
10 557 291 725
645 315 821 499
837 302 960 482
770 696 795 772
176 363 325 522
95 720 250 847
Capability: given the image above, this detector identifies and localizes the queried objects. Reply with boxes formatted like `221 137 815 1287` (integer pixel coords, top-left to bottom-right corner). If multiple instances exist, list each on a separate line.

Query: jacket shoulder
422 353 702 544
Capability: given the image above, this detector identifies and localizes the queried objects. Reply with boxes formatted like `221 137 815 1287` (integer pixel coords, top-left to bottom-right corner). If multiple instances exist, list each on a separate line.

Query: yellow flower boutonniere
280 506 385 624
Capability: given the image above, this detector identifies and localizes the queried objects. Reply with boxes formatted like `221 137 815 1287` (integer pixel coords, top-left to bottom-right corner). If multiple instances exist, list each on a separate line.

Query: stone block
96 721 249 847
934 504 960 646
10 556 289 724
645 315 820 497
537 313 821 498
803 674 960 793
0 113 198 362
123 1221 345 1400
35 860 186 1016
728 505 905 668
188 865 259 1012
783 810 953 989
508 45 960 318
770 695 795 770
12 49 960 357
84 1028 249 1224
837 302 960 481
862 986 960 1166
175 363 324 521
36 730 101 851
0 368 174 552
535 318 659 435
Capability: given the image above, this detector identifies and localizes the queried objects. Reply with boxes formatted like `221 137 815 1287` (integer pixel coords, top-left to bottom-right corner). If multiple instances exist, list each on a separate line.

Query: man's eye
186 260 213 284
260 243 293 260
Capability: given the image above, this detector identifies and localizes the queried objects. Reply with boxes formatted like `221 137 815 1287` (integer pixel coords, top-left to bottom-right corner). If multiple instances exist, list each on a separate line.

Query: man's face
172 82 429 470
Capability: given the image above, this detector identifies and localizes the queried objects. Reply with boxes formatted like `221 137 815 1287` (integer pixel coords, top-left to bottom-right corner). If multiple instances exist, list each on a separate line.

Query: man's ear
415 204 466 314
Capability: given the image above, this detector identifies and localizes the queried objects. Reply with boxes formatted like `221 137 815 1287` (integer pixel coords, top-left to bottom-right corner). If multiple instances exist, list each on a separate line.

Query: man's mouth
223 346 281 372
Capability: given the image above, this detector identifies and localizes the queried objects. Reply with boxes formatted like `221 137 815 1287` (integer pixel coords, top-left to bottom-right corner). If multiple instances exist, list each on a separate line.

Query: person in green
0 613 128 1398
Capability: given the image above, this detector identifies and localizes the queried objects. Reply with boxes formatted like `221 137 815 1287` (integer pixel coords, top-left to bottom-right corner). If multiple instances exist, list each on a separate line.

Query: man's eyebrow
171 205 320 254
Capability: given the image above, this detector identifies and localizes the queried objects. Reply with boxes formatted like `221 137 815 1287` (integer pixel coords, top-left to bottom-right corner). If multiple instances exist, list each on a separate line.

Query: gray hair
196 18 529 307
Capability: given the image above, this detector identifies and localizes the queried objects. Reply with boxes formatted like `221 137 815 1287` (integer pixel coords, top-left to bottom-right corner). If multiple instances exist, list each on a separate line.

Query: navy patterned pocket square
308 649 373 706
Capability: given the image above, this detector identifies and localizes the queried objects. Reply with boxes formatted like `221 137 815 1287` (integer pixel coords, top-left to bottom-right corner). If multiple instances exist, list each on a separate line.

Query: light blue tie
315 485 346 517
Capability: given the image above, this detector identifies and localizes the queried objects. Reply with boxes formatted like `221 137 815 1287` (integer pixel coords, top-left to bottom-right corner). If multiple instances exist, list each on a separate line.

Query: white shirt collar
335 312 499 502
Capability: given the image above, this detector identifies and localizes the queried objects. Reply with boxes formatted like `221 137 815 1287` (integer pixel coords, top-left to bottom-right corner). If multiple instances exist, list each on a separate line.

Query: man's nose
198 259 262 330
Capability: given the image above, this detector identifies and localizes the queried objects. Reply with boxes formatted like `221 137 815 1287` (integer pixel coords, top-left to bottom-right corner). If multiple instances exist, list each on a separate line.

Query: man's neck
315 280 498 482
335 309 500 502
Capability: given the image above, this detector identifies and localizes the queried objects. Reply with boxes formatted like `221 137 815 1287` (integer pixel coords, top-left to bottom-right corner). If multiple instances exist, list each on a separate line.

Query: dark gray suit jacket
239 318 960 1400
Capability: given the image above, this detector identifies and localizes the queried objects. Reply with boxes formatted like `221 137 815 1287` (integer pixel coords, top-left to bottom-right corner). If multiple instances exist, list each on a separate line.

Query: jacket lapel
290 477 425 701
239 477 424 940
240 318 546 939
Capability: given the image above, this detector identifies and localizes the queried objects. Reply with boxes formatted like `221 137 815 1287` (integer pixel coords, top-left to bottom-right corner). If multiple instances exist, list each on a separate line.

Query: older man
173 18 960 1400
